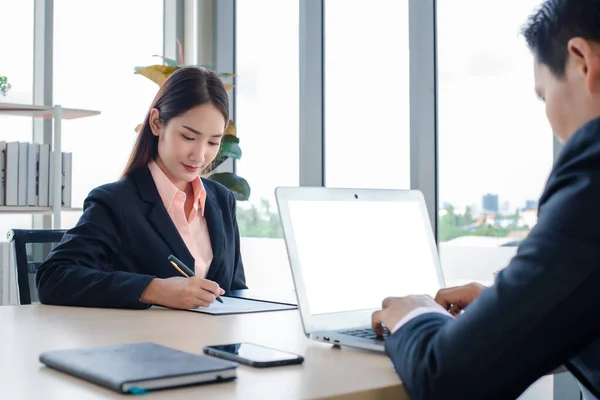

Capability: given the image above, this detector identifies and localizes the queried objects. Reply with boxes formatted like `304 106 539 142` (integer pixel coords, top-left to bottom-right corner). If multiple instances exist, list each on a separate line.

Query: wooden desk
0 305 408 400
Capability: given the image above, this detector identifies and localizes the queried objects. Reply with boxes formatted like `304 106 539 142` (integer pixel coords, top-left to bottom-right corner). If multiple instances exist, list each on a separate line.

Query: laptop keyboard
339 328 389 341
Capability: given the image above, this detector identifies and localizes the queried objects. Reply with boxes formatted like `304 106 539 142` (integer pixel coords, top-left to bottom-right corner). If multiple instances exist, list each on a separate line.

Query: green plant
133 45 250 201
0 75 11 96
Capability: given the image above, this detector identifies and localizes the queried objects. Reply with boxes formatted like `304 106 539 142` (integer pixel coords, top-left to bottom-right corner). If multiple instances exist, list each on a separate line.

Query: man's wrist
391 307 454 334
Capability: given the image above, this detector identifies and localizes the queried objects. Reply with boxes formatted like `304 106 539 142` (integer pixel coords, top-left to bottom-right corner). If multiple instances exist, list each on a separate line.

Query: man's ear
567 37 600 93
149 108 162 137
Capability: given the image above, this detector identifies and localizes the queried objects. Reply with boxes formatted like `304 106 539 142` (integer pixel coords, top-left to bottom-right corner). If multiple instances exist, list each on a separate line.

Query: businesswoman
36 67 247 310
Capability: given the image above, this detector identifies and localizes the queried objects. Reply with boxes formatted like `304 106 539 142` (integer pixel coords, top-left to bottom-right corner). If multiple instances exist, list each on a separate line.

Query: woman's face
150 103 226 190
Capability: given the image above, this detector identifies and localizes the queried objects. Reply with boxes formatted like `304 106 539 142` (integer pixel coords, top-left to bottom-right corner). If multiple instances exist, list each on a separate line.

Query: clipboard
186 296 297 316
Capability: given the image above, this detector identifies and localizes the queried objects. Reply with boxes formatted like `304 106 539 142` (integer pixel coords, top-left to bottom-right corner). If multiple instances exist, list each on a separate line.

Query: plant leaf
201 136 239 171
134 65 179 86
152 55 179 67
223 135 239 143
207 156 227 171
225 120 236 137
209 172 250 201
217 140 242 160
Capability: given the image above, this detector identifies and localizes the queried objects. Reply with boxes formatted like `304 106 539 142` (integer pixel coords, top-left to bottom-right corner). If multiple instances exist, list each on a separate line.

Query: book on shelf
62 152 72 208
17 142 27 206
4 142 19 206
0 141 72 209
27 143 39 206
38 144 50 206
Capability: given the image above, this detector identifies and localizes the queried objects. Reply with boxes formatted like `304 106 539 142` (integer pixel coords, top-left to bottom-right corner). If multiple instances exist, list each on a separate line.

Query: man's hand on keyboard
434 282 486 316
371 295 445 336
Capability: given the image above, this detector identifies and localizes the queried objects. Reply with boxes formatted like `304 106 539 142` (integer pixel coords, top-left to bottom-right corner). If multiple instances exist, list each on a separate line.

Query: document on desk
188 296 297 316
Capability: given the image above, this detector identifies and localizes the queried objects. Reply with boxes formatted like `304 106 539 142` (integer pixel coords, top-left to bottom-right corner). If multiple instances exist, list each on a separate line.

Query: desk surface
0 305 407 400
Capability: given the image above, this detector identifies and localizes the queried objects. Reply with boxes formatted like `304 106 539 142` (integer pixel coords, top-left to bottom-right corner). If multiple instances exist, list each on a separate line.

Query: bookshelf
0 206 83 214
0 103 100 228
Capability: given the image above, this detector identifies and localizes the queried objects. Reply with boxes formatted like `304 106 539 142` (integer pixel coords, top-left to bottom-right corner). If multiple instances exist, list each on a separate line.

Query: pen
168 254 223 303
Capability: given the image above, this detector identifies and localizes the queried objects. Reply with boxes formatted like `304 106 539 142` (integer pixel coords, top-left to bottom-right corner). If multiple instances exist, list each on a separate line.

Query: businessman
372 0 600 398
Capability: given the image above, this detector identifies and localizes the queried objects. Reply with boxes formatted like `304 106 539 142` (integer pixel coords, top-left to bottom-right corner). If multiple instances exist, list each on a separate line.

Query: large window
324 0 410 189
235 0 299 239
0 0 35 236
0 0 33 106
235 0 299 291
437 0 552 285
53 0 163 228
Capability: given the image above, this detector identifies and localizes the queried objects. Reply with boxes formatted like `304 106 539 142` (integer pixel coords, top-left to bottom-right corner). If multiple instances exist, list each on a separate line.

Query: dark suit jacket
386 117 600 399
36 166 247 309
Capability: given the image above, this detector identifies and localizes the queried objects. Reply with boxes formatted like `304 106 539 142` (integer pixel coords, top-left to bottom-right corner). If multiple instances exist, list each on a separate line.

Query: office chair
6 229 66 305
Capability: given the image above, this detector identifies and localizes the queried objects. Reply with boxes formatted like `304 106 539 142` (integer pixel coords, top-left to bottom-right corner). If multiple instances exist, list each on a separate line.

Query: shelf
0 102 98 229
0 206 83 215
0 102 100 120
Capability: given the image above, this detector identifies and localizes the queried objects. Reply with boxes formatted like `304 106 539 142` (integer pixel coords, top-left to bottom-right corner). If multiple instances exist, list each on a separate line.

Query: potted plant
133 45 250 201
0 75 11 96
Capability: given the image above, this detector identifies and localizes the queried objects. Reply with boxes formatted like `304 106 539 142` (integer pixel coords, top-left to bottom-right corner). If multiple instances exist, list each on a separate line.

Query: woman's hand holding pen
140 277 225 309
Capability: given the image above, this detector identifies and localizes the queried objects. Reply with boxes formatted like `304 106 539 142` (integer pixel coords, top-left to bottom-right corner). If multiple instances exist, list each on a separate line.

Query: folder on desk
187 296 297 316
39 342 237 394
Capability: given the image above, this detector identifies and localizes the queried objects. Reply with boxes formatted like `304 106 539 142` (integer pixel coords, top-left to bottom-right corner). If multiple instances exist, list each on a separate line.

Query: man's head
522 0 600 142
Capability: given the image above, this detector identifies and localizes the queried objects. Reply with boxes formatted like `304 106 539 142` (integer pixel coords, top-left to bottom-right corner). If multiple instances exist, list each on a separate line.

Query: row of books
0 141 72 207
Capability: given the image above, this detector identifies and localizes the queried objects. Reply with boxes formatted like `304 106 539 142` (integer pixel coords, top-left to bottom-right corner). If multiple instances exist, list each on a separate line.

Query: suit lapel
147 203 195 271
203 185 225 281
132 167 195 271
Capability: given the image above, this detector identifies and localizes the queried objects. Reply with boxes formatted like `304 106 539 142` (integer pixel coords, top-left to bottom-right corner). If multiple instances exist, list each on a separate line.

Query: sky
0 0 551 236
437 0 552 210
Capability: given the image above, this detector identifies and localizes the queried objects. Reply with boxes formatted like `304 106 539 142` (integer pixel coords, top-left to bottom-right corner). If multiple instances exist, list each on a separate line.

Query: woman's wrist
139 278 164 304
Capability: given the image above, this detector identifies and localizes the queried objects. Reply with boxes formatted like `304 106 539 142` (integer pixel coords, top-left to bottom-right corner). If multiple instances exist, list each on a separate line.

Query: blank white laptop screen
287 199 442 316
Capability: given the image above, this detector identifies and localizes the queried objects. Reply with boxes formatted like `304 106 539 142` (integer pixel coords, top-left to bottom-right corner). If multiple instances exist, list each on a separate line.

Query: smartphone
203 342 304 368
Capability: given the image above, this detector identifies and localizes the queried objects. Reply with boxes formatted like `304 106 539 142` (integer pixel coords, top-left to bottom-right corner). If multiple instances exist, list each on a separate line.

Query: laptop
275 187 445 352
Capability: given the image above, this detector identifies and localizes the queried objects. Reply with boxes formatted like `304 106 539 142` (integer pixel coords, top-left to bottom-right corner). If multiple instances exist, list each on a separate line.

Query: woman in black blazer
36 67 247 309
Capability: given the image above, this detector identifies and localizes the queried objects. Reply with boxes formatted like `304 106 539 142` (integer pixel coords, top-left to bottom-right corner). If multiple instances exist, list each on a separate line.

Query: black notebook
39 342 238 394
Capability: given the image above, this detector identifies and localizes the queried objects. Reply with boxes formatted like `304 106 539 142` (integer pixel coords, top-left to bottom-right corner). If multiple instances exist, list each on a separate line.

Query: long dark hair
121 67 229 178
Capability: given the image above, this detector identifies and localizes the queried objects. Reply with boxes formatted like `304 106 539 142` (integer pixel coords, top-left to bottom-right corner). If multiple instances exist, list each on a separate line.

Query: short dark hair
121 67 229 178
521 0 600 77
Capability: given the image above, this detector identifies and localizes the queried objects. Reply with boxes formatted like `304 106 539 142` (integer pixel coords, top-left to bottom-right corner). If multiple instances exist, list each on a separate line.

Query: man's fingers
434 287 472 310
449 304 462 316
371 310 385 336
382 296 400 309
434 288 454 309
382 297 391 309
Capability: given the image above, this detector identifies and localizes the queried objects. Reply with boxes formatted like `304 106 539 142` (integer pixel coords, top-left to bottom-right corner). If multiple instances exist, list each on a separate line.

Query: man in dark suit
372 1 600 398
